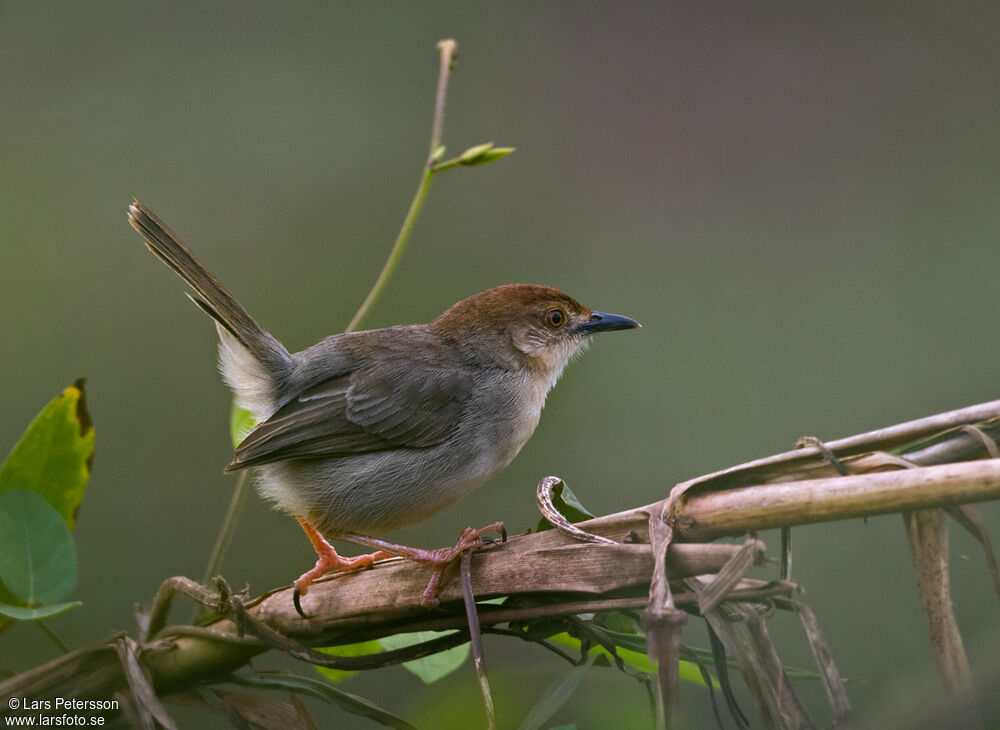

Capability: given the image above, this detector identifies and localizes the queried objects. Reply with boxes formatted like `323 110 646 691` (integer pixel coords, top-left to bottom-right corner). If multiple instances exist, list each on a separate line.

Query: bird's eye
545 309 566 328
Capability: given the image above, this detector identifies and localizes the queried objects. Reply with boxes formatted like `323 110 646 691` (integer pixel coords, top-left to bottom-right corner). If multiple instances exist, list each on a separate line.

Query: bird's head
431 284 640 383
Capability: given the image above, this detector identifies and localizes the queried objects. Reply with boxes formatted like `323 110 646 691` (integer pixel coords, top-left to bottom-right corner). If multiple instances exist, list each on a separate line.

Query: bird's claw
293 586 308 619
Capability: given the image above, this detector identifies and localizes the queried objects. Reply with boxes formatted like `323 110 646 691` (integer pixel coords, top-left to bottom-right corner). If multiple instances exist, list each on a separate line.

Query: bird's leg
293 517 391 616
339 521 506 607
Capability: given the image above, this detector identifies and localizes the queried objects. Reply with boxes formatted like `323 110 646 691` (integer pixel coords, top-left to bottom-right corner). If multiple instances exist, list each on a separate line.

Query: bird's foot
293 548 392 618
293 516 391 617
329 521 506 608
416 521 506 607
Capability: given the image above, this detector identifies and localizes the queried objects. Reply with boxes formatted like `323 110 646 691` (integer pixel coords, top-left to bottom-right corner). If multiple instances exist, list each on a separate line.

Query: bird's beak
575 311 641 335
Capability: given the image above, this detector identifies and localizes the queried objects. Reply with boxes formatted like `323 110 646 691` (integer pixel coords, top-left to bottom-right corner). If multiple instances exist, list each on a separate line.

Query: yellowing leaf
0 379 94 528
0 381 92 626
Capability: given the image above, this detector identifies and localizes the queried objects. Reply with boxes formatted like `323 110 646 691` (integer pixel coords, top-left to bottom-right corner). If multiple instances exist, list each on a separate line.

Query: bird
127 200 640 613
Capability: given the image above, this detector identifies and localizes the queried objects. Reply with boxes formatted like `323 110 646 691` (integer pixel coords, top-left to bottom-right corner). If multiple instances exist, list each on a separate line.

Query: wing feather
226 360 472 470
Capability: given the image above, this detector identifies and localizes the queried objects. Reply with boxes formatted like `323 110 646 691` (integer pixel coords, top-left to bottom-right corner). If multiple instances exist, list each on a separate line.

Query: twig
427 40 456 167
346 40 458 332
145 576 233 641
462 552 495 730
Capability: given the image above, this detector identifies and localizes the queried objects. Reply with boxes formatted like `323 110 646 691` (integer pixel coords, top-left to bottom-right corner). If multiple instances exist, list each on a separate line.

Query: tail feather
128 200 292 380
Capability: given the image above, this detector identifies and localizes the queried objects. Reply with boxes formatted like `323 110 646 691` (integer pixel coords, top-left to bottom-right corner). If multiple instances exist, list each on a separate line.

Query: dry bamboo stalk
669 459 1000 540
903 509 979 725
670 401 1000 496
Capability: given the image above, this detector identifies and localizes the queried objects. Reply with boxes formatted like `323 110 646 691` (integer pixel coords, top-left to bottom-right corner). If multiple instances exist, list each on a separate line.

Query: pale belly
254 389 544 536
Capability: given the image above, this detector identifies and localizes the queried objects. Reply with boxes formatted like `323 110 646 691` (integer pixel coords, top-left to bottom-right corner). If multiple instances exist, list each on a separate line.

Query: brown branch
0 532 751 706
148 538 745 686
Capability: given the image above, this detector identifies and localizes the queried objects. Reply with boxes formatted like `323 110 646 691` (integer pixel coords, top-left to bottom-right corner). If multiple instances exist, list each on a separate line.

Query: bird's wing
227 360 473 470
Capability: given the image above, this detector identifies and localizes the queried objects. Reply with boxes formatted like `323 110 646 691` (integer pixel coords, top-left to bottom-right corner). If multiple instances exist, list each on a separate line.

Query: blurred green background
3 1 1000 727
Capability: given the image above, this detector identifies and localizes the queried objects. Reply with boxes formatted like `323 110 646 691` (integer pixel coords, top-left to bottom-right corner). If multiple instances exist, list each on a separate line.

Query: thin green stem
346 39 458 333
192 470 250 622
35 620 69 654
346 167 435 332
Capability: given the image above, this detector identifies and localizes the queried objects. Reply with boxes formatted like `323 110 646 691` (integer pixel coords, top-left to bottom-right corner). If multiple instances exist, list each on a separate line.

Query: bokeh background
3 2 1000 727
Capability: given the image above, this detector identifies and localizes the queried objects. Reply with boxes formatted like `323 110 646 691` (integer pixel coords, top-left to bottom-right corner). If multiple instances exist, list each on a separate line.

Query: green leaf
432 145 446 162
0 380 94 528
377 631 469 684
0 489 78 605
517 655 594 730
458 142 495 164
229 402 256 448
314 640 382 682
458 142 515 166
476 147 515 164
546 632 711 687
0 574 23 616
224 671 416 730
0 601 81 620
535 481 596 533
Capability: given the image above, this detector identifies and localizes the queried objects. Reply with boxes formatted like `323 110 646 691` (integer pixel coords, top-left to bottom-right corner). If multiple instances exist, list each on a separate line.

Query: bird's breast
461 370 548 473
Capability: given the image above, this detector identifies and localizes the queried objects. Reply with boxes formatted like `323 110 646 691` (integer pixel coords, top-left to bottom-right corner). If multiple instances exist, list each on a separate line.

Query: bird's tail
128 201 292 405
